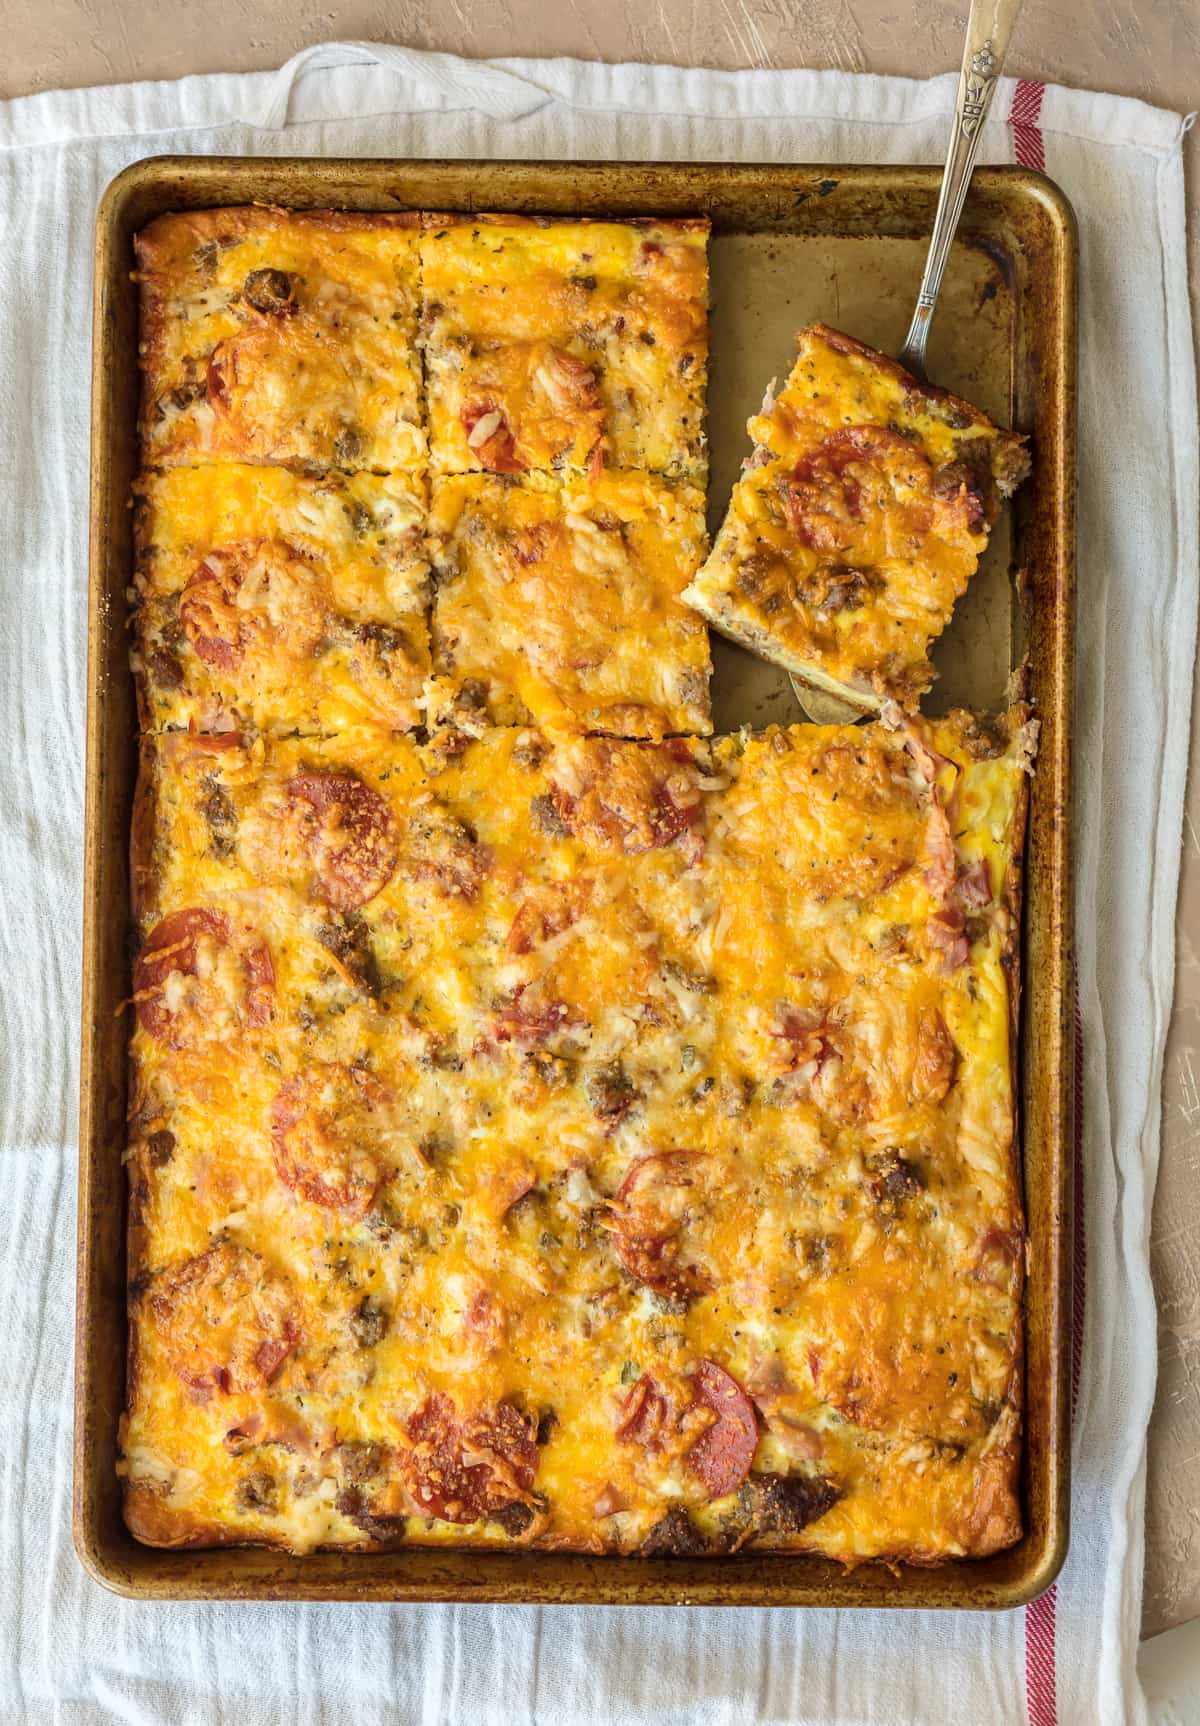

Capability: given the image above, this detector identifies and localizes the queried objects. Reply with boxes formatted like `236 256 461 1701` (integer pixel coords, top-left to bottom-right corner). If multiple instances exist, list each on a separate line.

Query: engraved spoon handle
896 0 1025 379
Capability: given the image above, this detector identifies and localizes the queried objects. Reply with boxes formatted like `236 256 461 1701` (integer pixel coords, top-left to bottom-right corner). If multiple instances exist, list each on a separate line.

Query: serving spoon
790 0 1025 722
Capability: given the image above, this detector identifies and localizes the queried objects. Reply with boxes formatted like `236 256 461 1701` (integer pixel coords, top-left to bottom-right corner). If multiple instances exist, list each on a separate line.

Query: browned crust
135 204 420 274
955 695 1034 1559
129 480 155 733
121 1476 982 1561
121 1168 156 1547
123 1143 155 1298
130 624 153 737
419 212 710 236
811 322 1002 437
135 205 420 331
129 734 162 926
119 1503 1008 1561
123 1483 308 1550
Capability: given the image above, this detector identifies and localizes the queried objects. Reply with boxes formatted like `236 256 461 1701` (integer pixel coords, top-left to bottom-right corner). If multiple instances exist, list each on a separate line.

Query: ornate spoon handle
896 0 1026 379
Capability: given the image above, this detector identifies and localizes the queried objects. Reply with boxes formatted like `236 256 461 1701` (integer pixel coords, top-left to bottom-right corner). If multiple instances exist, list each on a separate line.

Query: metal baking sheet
78 155 1076 1608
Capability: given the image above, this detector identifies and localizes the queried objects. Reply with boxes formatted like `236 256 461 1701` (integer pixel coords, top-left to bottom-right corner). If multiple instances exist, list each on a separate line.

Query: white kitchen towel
0 40 1194 1726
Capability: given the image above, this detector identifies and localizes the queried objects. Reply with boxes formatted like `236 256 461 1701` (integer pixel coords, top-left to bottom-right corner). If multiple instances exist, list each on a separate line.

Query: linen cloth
0 40 1194 1726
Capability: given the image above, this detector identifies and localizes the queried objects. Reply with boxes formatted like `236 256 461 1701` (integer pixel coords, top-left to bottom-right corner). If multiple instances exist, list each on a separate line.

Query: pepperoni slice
206 322 349 459
269 1063 391 1214
133 907 274 1046
782 426 934 557
611 1150 715 1299
401 1394 538 1523
180 553 244 673
179 540 326 675
462 403 526 473
286 772 397 911
463 348 604 472
151 1240 299 1397
683 1361 759 1499
551 739 702 854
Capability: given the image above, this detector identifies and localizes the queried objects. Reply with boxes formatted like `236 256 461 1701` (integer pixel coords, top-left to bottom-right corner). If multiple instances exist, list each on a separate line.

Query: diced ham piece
957 857 993 909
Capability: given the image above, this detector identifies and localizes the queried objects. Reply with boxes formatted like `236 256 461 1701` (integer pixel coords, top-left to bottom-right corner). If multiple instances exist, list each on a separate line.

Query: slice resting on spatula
686 0 1029 718
681 321 1030 715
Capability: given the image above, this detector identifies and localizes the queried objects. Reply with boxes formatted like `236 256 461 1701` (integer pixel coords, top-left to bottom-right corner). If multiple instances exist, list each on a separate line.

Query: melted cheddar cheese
420 217 708 480
136 208 424 472
683 324 1030 710
133 464 430 735
122 709 1033 1561
426 469 711 739
126 207 1032 1568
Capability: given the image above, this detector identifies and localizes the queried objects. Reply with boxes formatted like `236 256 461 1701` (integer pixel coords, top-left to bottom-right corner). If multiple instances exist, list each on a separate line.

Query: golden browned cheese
133 465 430 736
136 207 424 472
683 325 1030 710
122 708 1033 1561
420 217 709 480
426 469 711 739
126 206 1031 1566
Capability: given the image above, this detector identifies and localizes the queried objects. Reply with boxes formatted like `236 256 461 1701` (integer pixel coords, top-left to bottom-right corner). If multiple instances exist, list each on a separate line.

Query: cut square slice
133 464 430 735
136 206 424 472
427 469 711 738
683 324 1030 711
420 216 708 480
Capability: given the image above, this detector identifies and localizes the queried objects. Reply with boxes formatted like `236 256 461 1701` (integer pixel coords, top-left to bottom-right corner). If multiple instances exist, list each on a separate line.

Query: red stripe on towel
1026 1588 1059 1726
1010 79 1046 171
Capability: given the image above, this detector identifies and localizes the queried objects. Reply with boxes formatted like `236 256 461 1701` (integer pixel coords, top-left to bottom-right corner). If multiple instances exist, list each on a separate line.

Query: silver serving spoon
791 0 1025 723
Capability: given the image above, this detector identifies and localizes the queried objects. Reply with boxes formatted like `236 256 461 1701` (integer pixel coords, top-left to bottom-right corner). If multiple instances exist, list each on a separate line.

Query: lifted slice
683 324 1029 712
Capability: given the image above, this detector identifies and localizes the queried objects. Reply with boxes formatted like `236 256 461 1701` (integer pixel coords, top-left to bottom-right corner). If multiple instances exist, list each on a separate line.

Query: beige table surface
6 0 1199 1642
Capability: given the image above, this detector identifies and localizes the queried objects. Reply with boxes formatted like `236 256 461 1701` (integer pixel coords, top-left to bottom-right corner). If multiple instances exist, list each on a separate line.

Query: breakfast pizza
133 464 429 736
136 206 424 473
122 705 1032 1560
683 324 1030 711
420 216 709 480
426 467 711 739
122 203 1034 1569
